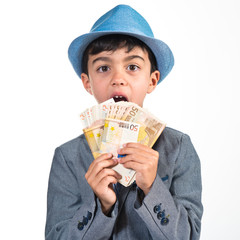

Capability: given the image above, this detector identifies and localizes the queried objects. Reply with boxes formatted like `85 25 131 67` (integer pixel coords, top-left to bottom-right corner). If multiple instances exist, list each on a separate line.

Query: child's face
81 46 160 107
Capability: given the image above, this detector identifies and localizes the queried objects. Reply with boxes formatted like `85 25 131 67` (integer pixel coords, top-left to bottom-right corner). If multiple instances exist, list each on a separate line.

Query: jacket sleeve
134 134 203 240
45 147 118 240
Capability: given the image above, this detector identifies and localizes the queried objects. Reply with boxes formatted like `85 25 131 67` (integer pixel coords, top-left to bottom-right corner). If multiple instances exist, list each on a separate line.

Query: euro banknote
80 100 166 186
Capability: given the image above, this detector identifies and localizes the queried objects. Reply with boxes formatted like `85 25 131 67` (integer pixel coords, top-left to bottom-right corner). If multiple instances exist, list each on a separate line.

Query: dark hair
82 34 157 75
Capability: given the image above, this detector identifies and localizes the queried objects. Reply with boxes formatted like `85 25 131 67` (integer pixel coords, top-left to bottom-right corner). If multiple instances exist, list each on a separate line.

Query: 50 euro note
100 119 141 186
121 103 166 147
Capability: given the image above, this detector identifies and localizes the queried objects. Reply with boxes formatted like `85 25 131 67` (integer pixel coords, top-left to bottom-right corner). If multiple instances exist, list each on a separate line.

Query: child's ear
147 70 160 93
81 73 93 95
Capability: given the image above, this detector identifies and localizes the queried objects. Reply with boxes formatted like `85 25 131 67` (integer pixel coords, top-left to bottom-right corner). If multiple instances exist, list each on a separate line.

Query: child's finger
99 175 120 187
121 161 143 172
96 168 122 184
121 142 154 153
118 148 151 160
118 146 158 163
86 159 117 181
90 168 122 189
86 153 115 178
119 152 152 164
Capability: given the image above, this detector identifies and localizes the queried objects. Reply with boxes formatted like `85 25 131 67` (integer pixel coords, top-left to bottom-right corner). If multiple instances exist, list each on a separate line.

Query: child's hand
85 153 122 215
118 143 159 195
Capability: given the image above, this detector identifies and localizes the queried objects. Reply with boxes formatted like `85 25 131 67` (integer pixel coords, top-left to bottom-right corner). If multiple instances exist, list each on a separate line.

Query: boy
45 4 203 240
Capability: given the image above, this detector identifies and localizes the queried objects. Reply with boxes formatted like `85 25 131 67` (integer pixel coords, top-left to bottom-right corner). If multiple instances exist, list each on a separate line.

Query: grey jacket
45 127 203 239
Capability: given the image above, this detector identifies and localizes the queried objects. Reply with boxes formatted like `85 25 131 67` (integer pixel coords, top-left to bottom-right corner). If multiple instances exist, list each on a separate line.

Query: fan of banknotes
80 99 166 187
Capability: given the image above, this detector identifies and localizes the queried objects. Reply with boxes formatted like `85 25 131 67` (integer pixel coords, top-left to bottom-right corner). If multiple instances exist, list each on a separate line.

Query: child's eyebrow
91 55 145 65
124 55 145 62
92 57 111 65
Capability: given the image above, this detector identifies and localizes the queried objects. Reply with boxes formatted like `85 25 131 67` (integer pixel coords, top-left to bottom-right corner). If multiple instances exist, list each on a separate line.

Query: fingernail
122 143 127 147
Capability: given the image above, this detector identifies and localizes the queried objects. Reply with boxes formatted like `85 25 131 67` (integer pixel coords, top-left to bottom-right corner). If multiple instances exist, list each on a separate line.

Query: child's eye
97 66 110 72
127 65 139 71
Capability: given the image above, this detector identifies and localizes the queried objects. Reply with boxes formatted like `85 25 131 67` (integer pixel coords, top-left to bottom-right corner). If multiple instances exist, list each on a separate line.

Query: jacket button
77 221 84 230
157 210 165 220
83 216 88 225
161 217 169 225
87 211 92 220
153 204 161 213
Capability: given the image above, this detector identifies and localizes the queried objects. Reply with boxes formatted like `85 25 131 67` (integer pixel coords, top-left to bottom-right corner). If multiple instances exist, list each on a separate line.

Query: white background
1 0 240 239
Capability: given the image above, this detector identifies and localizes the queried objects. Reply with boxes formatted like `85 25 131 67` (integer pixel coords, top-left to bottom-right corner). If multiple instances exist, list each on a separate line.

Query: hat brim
68 31 174 83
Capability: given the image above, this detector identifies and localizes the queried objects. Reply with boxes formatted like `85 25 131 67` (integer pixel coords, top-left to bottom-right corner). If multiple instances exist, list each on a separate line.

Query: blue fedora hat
68 4 174 84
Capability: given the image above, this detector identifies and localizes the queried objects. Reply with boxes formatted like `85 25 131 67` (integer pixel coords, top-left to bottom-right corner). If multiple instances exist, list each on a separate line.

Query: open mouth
113 95 128 102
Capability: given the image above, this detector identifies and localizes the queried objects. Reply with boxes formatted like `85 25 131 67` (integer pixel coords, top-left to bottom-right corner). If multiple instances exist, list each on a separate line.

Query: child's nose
111 71 127 86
